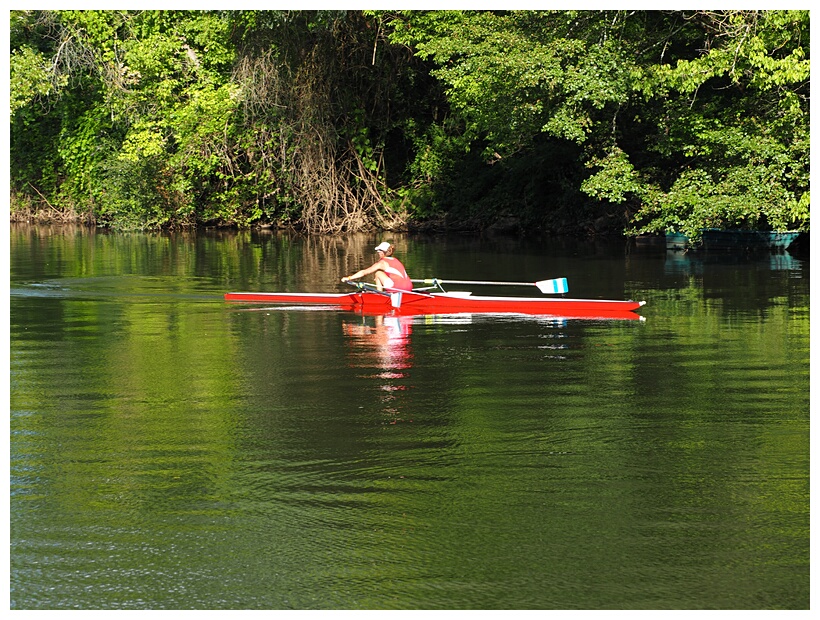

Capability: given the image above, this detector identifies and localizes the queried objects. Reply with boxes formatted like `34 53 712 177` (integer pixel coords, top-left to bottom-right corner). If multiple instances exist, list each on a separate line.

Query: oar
412 277 568 294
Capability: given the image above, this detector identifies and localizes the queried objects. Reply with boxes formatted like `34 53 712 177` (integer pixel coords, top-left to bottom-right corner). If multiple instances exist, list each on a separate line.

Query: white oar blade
535 277 568 294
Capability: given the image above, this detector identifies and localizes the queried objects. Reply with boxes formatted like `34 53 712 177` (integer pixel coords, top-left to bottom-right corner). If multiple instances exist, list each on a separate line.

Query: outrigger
224 277 646 321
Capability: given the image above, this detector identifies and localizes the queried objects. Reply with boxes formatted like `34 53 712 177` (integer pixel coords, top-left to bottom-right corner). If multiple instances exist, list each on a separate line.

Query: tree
11 10 240 228
384 10 810 237
582 11 810 239
10 10 418 231
10 10 810 237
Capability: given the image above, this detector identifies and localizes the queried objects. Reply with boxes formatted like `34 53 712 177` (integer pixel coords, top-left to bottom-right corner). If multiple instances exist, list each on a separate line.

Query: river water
9 225 810 609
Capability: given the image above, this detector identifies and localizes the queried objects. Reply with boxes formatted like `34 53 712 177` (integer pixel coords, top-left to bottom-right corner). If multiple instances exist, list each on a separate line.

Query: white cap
374 242 391 252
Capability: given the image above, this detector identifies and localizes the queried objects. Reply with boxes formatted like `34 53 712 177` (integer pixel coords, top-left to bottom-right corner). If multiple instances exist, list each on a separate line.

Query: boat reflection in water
342 313 414 376
342 313 415 423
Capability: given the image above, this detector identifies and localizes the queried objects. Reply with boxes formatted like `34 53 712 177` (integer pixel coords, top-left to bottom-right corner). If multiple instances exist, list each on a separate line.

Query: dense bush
10 10 810 237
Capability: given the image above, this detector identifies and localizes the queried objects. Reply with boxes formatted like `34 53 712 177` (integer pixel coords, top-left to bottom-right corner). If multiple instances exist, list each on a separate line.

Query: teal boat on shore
665 229 802 251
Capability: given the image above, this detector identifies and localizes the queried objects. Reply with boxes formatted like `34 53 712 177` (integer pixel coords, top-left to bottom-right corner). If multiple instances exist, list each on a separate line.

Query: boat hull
224 290 646 320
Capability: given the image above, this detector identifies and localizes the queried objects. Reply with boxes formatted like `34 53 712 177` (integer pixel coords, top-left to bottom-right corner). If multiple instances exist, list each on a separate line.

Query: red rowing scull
224 288 646 320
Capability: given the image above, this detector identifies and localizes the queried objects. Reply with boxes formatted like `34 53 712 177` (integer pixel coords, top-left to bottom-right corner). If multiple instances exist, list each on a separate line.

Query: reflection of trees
10 225 811 608
10 291 240 520
226 230 417 293
9 224 419 297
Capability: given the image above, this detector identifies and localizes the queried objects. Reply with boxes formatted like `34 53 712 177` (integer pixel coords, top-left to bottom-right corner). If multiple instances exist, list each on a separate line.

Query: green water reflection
10 225 809 609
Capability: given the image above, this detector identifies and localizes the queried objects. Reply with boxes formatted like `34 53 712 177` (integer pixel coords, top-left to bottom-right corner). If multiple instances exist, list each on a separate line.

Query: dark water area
9 224 810 609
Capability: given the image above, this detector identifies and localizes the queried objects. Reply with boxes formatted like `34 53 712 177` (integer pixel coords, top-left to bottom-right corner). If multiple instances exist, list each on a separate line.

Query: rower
341 242 413 292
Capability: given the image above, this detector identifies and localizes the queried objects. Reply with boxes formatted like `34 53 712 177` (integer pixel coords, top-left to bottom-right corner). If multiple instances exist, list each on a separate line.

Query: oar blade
535 277 568 294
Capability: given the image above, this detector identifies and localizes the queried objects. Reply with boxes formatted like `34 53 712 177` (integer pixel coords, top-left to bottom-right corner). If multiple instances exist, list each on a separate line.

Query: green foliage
9 9 811 236
94 155 176 230
629 163 807 240
386 11 633 156
9 45 57 114
581 148 646 205
386 9 809 236
56 108 114 203
622 10 811 235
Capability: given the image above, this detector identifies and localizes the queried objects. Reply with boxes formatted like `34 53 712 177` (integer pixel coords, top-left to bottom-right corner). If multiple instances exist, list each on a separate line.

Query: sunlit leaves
10 46 59 114
389 11 633 154
655 11 809 95
9 9 811 235
385 9 809 236
582 148 647 205
118 120 168 162
629 163 806 240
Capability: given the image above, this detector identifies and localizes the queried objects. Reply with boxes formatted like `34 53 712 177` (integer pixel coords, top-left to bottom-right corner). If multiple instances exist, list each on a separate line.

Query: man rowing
341 241 413 292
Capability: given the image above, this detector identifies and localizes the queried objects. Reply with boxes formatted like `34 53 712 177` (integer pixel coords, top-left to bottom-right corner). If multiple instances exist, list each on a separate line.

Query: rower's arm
342 260 385 281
